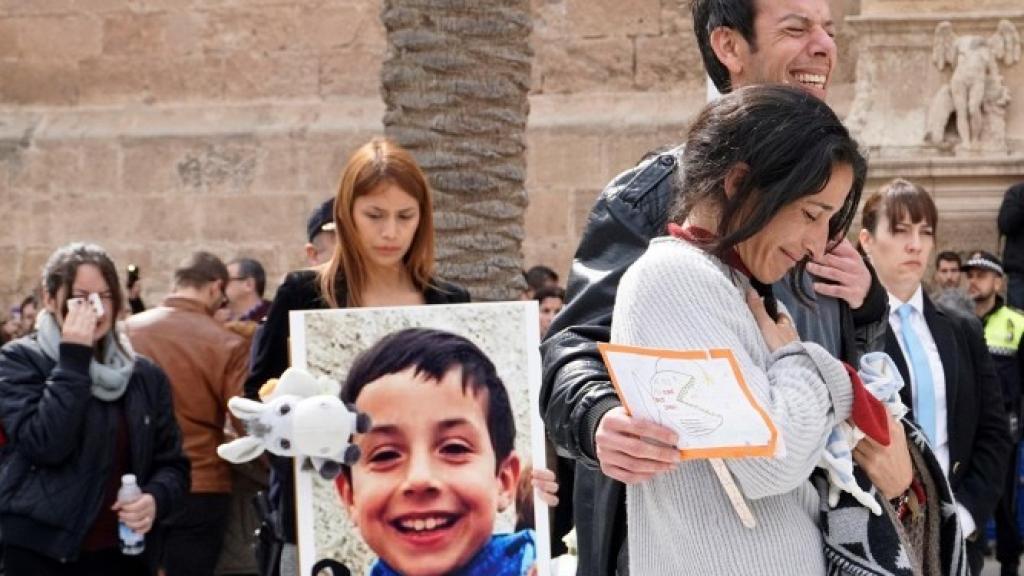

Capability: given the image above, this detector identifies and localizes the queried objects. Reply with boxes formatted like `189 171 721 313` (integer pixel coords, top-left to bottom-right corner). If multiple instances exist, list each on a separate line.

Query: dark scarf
815 417 968 576
369 531 536 576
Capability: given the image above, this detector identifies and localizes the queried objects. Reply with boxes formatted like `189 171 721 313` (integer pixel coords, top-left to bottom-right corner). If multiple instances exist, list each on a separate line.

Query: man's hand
595 407 679 484
807 239 871 310
113 493 157 535
853 416 913 500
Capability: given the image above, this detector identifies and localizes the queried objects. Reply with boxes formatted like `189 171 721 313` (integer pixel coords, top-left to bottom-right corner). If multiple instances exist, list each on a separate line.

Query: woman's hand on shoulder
61 300 97 347
746 289 798 353
595 406 678 484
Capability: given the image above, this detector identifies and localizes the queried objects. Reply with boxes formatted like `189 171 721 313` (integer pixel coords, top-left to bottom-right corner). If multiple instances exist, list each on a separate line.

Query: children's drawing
599 343 778 460
635 360 724 441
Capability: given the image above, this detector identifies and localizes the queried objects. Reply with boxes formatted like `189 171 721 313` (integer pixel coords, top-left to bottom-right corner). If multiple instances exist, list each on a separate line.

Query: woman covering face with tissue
0 242 188 576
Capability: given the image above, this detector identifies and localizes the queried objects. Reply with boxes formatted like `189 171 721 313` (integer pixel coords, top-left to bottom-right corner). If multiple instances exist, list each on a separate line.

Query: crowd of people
0 1 1023 576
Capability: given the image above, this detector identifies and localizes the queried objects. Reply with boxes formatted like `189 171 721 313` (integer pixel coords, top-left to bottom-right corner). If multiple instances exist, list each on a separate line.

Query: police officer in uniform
965 250 1024 576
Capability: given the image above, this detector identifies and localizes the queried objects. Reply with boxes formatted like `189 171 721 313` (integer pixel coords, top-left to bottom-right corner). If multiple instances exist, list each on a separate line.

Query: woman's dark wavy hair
670 85 867 300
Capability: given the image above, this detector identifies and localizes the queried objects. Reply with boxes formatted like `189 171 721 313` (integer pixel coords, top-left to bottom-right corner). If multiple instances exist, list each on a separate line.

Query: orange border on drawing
597 342 779 461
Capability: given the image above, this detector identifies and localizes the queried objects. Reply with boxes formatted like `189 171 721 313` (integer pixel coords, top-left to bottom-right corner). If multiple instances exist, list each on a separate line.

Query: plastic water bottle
117 474 145 555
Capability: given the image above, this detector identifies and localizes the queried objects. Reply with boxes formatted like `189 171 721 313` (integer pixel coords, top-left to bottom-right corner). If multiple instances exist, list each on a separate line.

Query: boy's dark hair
671 85 866 300
691 0 758 94
229 257 267 297
173 251 229 290
524 266 558 292
935 250 961 267
342 328 516 470
534 285 565 303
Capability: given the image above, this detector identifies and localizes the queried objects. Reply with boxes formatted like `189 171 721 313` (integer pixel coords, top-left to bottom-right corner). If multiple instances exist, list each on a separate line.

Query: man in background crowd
304 198 337 267
965 250 1024 576
932 250 978 324
217 256 271 576
226 258 271 323
933 251 963 291
536 285 565 339
125 252 250 576
522 265 559 300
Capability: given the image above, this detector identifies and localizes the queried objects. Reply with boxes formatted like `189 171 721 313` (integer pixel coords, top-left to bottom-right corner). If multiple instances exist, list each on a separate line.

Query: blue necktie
898 303 937 445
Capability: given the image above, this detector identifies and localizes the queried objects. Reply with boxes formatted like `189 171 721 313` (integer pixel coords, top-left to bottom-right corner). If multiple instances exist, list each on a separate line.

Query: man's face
338 366 519 576
966 269 1001 302
735 0 837 100
933 259 962 289
225 263 251 304
202 279 226 314
306 231 337 267
539 296 564 338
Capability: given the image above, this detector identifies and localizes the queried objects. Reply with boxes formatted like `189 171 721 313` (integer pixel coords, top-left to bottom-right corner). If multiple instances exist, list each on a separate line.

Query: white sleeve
612 242 853 499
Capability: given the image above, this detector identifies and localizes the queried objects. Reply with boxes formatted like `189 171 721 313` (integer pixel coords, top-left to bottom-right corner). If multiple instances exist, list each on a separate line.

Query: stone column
381 1 533 301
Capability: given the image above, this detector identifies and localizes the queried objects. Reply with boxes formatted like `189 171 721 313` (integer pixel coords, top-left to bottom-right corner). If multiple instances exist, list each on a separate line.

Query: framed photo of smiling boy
289 301 551 576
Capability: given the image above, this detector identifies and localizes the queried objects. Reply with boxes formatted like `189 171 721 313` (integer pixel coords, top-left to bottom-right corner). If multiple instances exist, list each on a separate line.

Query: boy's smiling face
338 366 520 576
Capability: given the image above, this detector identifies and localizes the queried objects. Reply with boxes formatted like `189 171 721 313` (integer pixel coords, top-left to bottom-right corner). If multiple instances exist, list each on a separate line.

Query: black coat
243 268 470 542
886 294 1012 526
245 269 471 399
539 147 890 576
999 183 1024 276
0 337 190 562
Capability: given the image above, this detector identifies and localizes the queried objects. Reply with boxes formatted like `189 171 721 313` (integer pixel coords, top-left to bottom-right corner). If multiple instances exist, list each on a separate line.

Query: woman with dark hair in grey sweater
610 85 867 575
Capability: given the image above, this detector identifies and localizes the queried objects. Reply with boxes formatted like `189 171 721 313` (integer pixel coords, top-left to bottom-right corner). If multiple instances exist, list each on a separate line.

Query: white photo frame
289 301 550 576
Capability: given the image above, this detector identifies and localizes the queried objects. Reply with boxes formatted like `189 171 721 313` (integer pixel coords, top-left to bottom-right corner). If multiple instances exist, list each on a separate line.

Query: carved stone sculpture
925 19 1020 153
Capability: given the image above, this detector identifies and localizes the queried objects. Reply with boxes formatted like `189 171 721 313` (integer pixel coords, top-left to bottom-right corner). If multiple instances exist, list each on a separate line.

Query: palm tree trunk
381 0 532 301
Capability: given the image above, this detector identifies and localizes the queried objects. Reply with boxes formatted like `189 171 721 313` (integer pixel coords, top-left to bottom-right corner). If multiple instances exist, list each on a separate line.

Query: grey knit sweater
612 237 854 575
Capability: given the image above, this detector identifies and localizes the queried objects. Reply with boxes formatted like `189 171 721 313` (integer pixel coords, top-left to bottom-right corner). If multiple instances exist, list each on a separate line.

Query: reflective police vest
984 305 1024 358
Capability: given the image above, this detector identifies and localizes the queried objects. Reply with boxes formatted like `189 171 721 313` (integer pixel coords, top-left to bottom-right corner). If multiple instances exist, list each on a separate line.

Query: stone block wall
0 0 386 307
0 0 385 105
0 0 901 309
520 0 707 275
